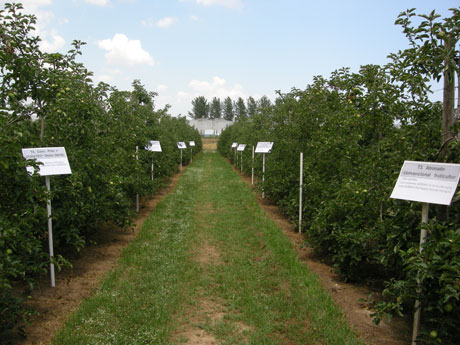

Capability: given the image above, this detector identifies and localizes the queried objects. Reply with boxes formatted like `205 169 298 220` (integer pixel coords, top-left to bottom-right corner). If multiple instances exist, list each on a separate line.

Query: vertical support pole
235 148 237 165
191 147 193 163
136 146 139 213
412 202 429 345
299 152 303 234
151 157 154 181
241 151 243 172
45 176 56 287
180 149 183 171
251 146 254 185
262 153 266 199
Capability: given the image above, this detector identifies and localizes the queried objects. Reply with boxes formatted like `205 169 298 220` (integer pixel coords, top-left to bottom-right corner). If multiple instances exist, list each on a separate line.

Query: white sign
390 161 460 205
177 142 187 149
255 142 274 153
237 144 247 152
204 129 214 136
189 141 196 147
146 140 162 152
22 147 71 176
231 142 238 148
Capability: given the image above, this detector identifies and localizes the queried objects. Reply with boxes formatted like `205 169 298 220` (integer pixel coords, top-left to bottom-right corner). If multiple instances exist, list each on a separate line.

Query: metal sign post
177 142 187 171
136 146 139 213
299 152 303 234
146 141 162 181
45 176 55 287
22 147 72 287
262 153 265 198
390 160 460 344
151 158 154 181
251 146 255 185
237 144 246 172
255 142 274 199
189 141 196 163
251 145 254 184
231 142 238 165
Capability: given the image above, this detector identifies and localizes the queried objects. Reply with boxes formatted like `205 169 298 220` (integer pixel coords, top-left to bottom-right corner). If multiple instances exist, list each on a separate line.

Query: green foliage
0 3 201 337
188 95 209 119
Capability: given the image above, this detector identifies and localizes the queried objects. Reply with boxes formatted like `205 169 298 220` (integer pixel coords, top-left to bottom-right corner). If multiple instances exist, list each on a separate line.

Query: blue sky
2 0 459 116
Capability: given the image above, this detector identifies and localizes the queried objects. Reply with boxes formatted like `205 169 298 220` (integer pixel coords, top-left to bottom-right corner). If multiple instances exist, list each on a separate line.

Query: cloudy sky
2 0 458 116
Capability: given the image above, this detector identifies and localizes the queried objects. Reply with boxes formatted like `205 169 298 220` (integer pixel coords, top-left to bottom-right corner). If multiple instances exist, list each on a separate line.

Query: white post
151 157 154 181
251 146 254 185
299 152 303 234
45 176 56 287
136 146 139 213
262 153 266 199
412 202 429 345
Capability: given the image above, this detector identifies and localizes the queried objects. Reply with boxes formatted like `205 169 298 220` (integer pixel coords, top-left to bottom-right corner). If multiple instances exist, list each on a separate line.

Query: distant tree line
188 95 272 121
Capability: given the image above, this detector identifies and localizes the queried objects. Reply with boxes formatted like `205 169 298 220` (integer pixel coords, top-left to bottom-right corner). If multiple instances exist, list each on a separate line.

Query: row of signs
232 142 274 153
22 140 195 176
231 142 460 206
177 141 195 149
21 146 460 207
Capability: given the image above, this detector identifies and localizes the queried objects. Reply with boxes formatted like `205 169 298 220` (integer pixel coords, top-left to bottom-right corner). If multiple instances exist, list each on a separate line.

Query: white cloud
156 16 177 28
39 30 66 52
190 15 200 21
98 34 154 67
84 0 110 6
188 76 245 99
196 0 243 10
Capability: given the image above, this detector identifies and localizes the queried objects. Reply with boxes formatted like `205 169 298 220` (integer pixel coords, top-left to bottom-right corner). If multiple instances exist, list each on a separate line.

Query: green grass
52 151 365 345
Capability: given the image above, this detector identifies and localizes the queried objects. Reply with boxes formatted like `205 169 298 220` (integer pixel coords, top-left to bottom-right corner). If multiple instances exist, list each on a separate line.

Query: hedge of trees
219 8 460 345
0 3 201 337
188 95 272 120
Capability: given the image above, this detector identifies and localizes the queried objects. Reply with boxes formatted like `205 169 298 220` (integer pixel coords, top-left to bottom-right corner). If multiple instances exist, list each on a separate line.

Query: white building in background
188 118 233 136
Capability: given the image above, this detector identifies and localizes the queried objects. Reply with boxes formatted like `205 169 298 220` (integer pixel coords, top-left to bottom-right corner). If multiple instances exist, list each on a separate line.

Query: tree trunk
440 37 456 160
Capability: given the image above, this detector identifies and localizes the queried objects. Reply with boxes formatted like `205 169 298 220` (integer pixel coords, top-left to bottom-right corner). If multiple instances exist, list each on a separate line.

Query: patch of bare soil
202 139 218 151
14 172 184 345
231 163 412 345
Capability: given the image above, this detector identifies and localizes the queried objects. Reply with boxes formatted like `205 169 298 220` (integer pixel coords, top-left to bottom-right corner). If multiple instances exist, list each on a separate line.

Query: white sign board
204 129 214 136
189 141 196 147
177 142 187 149
237 144 247 152
231 142 238 148
390 161 460 205
22 147 71 176
146 140 162 152
255 142 274 153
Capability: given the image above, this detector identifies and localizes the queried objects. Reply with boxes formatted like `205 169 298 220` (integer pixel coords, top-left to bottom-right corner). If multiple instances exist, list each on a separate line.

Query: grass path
52 151 364 345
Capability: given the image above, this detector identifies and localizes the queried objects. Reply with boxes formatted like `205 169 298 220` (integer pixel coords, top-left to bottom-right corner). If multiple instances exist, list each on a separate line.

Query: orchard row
219 8 460 344
0 3 201 337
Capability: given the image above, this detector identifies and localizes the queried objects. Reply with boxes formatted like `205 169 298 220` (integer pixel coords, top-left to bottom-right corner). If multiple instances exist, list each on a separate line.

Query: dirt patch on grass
14 172 184 345
231 163 412 345
202 138 218 151
173 295 224 345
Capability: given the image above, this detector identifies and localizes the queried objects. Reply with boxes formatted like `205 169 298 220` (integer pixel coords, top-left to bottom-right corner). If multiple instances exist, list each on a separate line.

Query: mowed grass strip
52 162 205 345
184 152 364 345
53 151 365 345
